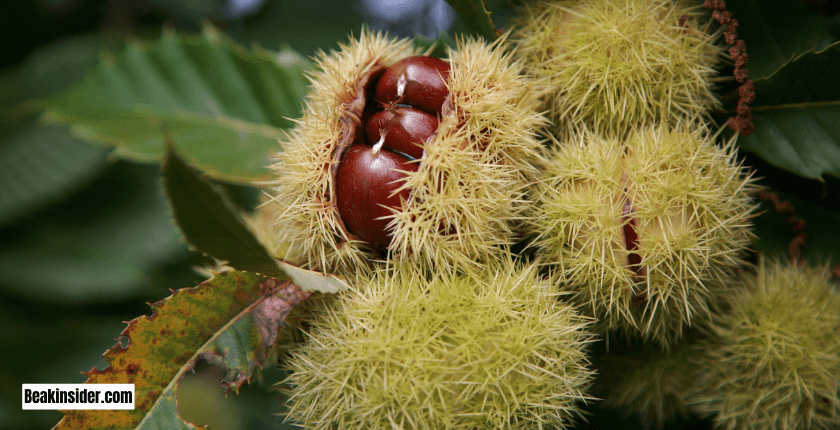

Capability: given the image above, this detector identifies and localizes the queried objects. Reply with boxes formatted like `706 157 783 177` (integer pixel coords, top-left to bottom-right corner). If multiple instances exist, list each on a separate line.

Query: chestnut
335 144 419 250
270 31 548 271
374 55 450 114
365 107 438 159
621 197 644 278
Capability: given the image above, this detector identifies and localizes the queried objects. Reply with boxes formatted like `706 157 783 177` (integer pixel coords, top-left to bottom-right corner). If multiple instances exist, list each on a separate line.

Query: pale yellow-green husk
529 122 756 348
266 30 418 275
689 258 840 430
512 0 722 138
283 257 595 430
391 33 546 273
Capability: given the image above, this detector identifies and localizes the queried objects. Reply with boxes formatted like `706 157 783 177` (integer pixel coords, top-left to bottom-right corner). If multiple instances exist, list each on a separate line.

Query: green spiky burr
282 257 595 430
689 258 840 430
511 0 722 138
529 123 757 348
590 335 704 429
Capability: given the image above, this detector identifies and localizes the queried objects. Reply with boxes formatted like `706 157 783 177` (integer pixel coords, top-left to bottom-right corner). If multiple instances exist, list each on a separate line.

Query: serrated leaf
445 0 497 41
0 117 110 226
162 144 347 293
726 0 840 80
734 42 840 180
0 34 117 116
162 142 282 276
0 34 116 228
52 270 311 430
43 26 310 184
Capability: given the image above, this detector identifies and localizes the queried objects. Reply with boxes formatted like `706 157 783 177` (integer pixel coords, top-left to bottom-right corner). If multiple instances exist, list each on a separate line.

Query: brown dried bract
704 0 754 135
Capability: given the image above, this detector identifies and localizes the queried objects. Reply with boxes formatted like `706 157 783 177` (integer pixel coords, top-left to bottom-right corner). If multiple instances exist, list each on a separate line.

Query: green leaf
162 142 282 276
162 144 347 293
0 34 118 116
726 0 840 80
413 32 457 58
145 0 228 21
0 162 189 303
52 270 311 430
0 34 118 227
0 117 110 226
226 0 365 58
43 26 311 184
445 0 498 41
735 42 840 180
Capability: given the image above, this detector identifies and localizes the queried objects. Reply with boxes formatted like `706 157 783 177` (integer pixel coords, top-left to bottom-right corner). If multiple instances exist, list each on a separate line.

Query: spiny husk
390 34 546 273
529 122 757 348
511 0 721 138
283 257 595 430
689 258 840 430
590 335 703 429
267 30 546 275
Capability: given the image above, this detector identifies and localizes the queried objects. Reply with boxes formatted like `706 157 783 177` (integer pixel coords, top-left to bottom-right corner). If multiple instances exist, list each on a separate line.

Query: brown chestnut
374 55 450 114
335 144 419 249
622 197 644 278
365 107 438 159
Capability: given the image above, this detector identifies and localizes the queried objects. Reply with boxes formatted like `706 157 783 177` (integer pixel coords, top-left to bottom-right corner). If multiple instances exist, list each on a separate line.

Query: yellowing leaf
52 270 310 430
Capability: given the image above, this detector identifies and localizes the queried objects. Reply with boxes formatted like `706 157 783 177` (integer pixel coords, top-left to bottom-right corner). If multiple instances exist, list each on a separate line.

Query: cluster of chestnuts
253 1 840 429
265 29 556 429
335 56 449 250
269 31 544 273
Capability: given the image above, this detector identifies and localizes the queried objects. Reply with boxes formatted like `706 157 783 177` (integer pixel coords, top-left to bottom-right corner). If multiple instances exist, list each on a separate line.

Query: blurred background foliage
0 1 838 429
0 1 463 428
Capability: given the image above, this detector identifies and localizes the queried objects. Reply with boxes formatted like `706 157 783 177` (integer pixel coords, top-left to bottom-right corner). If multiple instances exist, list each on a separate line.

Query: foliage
43 26 310 184
53 270 311 430
0 0 838 429
734 43 840 180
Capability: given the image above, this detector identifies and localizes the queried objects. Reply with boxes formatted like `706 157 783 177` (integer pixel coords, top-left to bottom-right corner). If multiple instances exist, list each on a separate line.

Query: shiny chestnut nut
374 55 450 114
335 144 419 250
365 107 438 160
270 31 547 273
